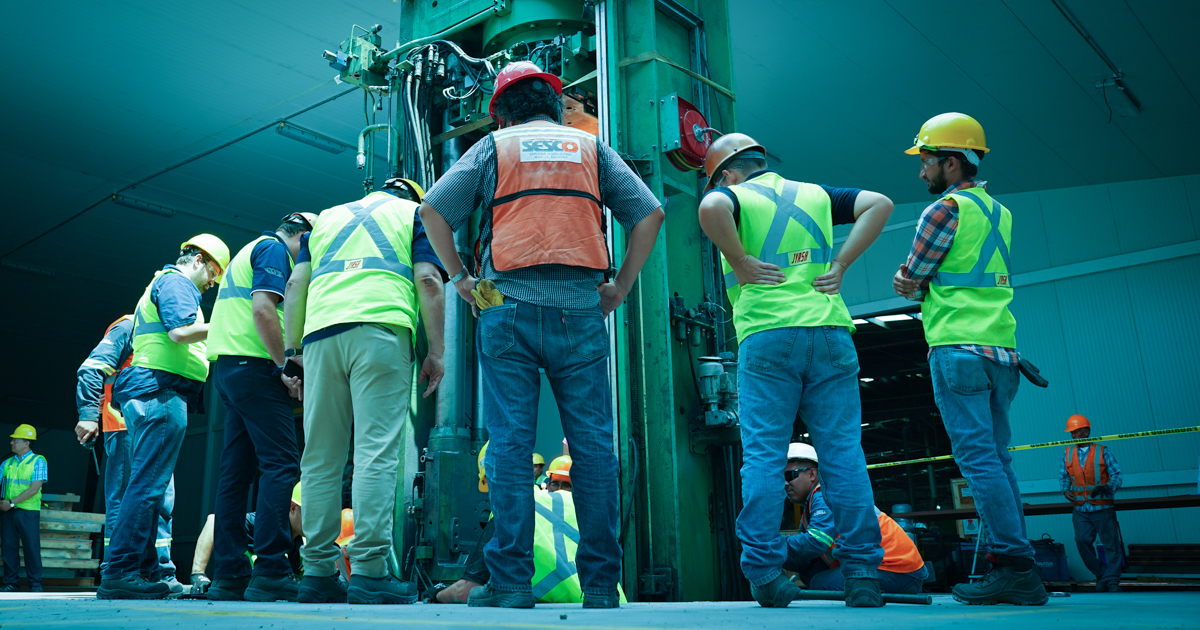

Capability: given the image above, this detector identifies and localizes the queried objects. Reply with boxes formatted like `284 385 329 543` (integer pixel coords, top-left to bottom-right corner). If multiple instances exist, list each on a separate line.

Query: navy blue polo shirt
248 231 294 301
113 266 207 407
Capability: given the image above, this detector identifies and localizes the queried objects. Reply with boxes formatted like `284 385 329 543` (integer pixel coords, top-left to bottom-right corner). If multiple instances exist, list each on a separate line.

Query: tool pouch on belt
1019 358 1049 388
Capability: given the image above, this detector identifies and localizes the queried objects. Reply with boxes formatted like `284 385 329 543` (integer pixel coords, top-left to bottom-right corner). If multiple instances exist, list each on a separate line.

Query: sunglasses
784 467 813 481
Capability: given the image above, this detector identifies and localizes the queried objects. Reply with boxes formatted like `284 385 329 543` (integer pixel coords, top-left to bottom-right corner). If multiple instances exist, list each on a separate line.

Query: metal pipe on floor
793 590 933 605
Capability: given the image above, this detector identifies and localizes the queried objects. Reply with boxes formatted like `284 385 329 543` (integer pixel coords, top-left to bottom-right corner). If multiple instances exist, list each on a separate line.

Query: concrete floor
1 592 1197 629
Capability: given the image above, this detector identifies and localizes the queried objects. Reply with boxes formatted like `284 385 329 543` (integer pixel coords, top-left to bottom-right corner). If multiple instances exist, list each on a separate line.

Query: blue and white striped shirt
3 451 49 483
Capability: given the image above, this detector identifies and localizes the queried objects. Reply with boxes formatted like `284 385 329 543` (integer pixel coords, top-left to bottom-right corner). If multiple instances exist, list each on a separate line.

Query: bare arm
698 193 785 286
252 291 286 366
283 262 312 352
192 514 216 575
813 190 894 295
419 202 475 304
414 261 446 398
598 208 665 316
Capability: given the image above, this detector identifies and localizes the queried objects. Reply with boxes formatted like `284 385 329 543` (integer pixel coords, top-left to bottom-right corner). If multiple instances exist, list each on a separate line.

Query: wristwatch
449 268 468 284
271 363 287 377
285 348 302 357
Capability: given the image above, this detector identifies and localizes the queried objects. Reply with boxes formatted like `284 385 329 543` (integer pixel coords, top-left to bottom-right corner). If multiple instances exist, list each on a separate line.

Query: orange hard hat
335 508 355 546
547 455 572 481
488 61 562 125
702 132 766 192
1065 414 1091 433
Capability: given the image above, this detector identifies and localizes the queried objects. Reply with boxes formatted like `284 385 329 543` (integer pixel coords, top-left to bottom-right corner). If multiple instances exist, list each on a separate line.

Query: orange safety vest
101 315 135 433
1065 444 1113 507
802 484 925 574
488 121 608 273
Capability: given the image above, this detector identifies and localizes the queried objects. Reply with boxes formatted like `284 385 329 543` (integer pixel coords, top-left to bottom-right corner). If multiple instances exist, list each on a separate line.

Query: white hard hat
787 442 818 463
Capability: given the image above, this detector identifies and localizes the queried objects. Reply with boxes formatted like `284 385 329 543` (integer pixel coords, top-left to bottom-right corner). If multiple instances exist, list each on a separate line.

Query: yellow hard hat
904 112 989 156
532 452 545 466
180 234 231 281
382 176 425 202
547 455 572 481
291 482 302 506
10 424 36 440
478 442 489 493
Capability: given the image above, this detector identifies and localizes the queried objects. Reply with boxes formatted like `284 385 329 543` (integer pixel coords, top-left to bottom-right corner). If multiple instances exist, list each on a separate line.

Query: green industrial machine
323 0 743 601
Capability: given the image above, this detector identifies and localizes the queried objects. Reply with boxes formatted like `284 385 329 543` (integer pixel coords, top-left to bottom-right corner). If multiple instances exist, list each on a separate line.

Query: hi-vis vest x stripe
304 192 418 339
532 489 582 603
722 172 854 341
207 235 293 361
131 268 209 382
921 187 1017 348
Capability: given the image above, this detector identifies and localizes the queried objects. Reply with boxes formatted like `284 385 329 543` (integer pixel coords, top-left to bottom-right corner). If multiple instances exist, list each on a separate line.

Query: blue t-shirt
298 195 445 345
114 266 207 406
704 170 862 227
249 232 294 300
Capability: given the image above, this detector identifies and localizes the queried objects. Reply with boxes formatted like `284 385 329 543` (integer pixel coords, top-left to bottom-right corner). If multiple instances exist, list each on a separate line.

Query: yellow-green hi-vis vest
530 489 627 603
722 172 855 341
131 268 209 382
305 191 418 340
921 187 1017 348
2 454 46 511
206 235 293 361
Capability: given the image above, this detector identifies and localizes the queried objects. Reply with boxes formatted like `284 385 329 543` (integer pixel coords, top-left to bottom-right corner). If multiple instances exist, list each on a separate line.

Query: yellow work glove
472 279 505 310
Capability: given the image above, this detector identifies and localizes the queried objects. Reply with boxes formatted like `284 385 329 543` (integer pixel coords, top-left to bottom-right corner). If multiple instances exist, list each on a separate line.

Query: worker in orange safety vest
1059 414 1124 592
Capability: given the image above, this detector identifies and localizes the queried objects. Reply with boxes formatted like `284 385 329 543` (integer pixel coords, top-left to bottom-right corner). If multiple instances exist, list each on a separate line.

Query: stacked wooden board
0 493 101 587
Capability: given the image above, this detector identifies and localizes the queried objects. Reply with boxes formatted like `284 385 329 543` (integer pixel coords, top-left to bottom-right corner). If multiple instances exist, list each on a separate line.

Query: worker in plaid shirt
893 113 1047 607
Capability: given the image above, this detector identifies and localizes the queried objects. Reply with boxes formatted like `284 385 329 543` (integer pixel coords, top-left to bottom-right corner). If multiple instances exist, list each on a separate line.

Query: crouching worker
191 483 307 595
784 443 927 594
425 443 623 605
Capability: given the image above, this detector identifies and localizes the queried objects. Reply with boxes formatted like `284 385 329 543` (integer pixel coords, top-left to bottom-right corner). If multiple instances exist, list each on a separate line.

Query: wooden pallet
0 501 103 581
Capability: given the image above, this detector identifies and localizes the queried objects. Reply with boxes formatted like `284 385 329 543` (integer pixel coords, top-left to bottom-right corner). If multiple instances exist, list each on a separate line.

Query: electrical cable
1 87 358 260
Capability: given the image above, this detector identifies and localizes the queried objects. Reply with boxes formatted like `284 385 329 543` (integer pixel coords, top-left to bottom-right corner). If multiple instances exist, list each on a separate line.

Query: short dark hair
933 150 981 178
176 246 205 267
277 221 308 237
722 156 768 176
493 79 563 125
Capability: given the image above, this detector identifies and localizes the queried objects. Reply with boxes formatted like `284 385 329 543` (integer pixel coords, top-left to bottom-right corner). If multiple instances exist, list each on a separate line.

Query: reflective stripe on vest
722 173 854 341
206 235 292 361
100 315 134 432
2 454 45 511
531 490 582 603
488 123 608 272
803 486 925 573
131 268 209 382
1066 445 1113 506
920 187 1017 348
304 193 419 339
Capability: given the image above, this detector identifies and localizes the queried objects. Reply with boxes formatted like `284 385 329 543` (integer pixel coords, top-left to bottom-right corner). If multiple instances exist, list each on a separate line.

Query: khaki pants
300 324 412 578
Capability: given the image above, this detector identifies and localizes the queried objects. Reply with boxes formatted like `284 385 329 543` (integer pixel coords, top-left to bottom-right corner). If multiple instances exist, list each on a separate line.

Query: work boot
245 574 300 602
97 575 171 600
298 574 348 603
0 584 18 593
467 583 535 608
30 586 44 593
161 576 185 595
582 591 621 608
190 573 212 595
750 573 801 608
951 554 1048 606
1106 583 1122 593
845 577 884 608
347 574 418 605
207 575 252 601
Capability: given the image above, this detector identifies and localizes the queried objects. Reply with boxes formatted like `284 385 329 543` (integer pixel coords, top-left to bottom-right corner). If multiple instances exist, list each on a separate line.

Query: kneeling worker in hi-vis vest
99 234 230 600
426 443 624 605
284 175 446 605
893 113 1047 606
205 212 317 603
420 60 664 609
782 443 927 594
75 315 178 588
1 425 47 592
1059 414 1124 592
697 133 894 608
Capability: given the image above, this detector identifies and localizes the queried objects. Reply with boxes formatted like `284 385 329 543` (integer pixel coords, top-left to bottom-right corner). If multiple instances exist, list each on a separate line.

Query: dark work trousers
1 507 43 588
1073 508 1124 587
212 356 299 578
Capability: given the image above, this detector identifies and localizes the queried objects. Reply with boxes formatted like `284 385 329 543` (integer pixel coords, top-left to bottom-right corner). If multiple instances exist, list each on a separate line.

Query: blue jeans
104 389 187 579
736 326 882 586
788 557 927 594
102 430 176 579
1073 508 1123 586
212 356 300 578
929 347 1032 558
478 299 620 595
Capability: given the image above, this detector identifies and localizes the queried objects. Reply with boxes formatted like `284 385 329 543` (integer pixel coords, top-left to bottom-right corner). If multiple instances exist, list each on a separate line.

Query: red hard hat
489 61 563 124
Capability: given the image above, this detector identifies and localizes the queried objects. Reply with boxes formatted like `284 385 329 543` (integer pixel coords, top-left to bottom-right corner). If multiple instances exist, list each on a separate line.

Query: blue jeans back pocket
824 327 860 374
742 327 798 372
480 304 517 358
563 309 608 360
940 349 991 394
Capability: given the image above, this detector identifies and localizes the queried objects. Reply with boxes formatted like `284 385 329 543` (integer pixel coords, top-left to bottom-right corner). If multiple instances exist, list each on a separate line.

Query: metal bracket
638 566 675 598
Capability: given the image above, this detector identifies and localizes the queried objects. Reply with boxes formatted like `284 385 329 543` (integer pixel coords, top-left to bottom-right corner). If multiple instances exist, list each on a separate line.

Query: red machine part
666 95 713 172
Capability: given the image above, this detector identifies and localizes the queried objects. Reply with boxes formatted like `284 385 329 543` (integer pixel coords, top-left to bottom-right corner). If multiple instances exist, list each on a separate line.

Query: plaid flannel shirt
902 180 1019 366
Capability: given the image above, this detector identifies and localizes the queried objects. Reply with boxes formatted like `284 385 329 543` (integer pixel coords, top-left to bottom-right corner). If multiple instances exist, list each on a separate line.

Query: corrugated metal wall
841 174 1200 580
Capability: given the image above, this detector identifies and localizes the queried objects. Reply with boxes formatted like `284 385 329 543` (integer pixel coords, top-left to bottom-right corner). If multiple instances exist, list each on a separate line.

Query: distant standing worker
75 315 178 588
1 425 47 593
205 213 316 602
532 453 546 487
99 234 230 600
893 113 1047 606
284 176 445 605
420 60 664 609
1059 414 1123 592
697 132 894 608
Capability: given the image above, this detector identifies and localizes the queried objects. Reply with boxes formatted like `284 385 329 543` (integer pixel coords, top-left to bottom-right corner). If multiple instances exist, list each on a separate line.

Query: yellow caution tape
865 425 1200 470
